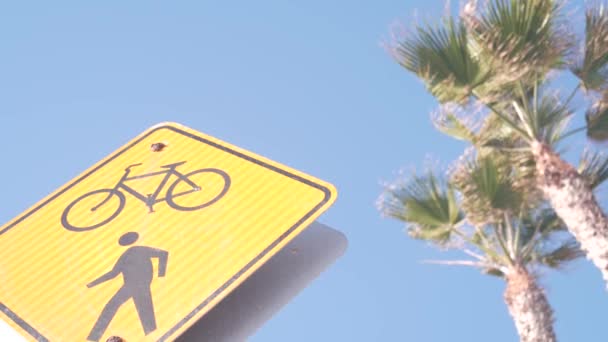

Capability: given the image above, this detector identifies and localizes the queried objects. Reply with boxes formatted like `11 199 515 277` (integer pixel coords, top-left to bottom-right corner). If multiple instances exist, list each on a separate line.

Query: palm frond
579 149 608 189
518 207 565 247
513 88 572 145
466 0 570 84
472 158 520 210
483 267 506 277
573 3 608 90
451 153 522 225
477 114 531 153
474 91 572 203
431 103 479 142
378 171 464 243
586 94 608 141
516 206 582 269
534 240 583 269
534 208 567 235
390 17 488 103
423 259 507 278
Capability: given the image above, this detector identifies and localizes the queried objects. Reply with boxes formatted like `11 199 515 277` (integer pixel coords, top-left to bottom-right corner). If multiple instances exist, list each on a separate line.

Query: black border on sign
0 124 333 341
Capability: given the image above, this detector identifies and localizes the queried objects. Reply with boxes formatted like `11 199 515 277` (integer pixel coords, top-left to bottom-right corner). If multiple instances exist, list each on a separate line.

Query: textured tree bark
504 266 556 342
532 141 608 286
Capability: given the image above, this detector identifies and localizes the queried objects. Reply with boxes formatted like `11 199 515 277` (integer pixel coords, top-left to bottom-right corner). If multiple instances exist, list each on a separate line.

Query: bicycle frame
93 162 200 213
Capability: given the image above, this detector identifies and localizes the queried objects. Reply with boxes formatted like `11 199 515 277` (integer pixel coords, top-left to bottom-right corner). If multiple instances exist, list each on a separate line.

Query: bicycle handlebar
125 163 143 171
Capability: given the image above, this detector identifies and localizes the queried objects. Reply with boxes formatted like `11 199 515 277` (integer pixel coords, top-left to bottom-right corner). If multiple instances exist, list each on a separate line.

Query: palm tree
385 0 608 286
377 145 582 341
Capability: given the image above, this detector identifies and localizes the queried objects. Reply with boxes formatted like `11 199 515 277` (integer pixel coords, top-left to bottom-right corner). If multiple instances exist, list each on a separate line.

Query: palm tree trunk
504 266 556 342
532 141 608 286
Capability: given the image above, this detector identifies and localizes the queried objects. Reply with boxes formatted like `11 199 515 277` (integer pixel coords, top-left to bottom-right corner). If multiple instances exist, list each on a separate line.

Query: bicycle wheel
61 189 126 232
166 168 231 211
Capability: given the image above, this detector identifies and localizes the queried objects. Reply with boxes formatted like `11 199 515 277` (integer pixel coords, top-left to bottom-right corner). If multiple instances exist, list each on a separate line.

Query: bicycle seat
160 161 187 168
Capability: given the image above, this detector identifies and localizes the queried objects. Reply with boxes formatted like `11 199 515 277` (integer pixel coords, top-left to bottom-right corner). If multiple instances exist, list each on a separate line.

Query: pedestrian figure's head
119 232 139 246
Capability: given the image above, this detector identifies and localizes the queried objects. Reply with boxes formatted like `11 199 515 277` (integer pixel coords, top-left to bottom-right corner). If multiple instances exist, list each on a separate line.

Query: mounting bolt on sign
0 122 337 341
150 142 167 152
106 336 124 342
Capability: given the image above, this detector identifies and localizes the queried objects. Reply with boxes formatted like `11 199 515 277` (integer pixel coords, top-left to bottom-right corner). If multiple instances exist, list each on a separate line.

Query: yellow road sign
0 122 337 341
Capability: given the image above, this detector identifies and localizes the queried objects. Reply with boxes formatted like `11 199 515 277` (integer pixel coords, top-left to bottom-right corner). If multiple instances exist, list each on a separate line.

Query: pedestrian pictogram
0 122 337 341
87 232 168 341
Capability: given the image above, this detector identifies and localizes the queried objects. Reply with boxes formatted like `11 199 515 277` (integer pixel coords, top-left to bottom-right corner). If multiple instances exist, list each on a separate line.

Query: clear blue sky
1 1 607 341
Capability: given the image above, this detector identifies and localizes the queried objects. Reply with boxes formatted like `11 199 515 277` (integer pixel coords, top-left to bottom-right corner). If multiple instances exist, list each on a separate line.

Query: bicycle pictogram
61 161 231 232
